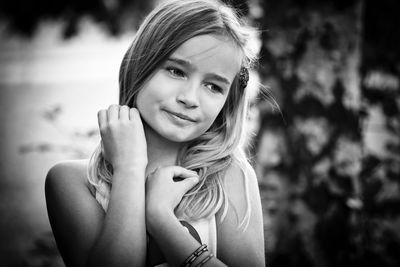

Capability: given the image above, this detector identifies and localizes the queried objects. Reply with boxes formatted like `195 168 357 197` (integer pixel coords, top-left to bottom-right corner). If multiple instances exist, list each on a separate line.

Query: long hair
88 0 259 229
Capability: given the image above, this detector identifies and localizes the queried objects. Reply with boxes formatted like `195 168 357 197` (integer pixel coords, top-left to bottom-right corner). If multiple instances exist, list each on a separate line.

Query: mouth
163 109 197 122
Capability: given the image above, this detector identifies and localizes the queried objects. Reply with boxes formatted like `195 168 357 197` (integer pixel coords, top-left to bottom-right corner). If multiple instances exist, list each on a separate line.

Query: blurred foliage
18 232 63 267
0 0 248 38
0 0 152 37
19 105 99 159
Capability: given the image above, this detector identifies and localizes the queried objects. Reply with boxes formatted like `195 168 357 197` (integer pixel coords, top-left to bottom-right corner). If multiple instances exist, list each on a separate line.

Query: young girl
45 0 265 266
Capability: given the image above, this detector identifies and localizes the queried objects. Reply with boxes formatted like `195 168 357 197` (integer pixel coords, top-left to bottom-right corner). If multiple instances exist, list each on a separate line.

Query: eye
205 83 224 94
166 67 185 78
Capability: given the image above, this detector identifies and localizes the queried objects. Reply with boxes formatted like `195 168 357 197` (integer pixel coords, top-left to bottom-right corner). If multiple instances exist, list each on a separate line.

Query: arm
147 210 225 267
145 166 225 267
45 160 104 267
46 161 147 267
87 166 147 266
216 163 265 266
45 105 148 266
145 163 265 267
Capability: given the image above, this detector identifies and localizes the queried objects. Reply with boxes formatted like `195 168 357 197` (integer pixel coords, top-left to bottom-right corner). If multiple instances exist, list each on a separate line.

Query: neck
143 122 184 176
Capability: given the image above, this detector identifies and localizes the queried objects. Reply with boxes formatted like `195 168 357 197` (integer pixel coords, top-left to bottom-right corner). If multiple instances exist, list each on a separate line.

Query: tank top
93 180 217 267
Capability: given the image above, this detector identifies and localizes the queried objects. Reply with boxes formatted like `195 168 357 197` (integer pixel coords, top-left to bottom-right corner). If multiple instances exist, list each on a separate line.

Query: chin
161 131 199 143
147 117 209 143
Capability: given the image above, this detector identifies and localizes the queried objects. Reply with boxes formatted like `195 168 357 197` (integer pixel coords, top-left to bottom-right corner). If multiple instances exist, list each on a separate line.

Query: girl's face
136 34 242 142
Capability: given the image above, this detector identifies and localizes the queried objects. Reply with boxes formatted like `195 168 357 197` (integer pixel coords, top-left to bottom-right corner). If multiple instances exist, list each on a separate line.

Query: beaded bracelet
195 253 214 267
182 244 208 267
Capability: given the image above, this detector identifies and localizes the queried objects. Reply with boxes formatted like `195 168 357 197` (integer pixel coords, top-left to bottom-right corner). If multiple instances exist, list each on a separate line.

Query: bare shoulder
45 159 105 266
221 159 260 216
222 160 259 194
45 159 94 196
216 159 265 266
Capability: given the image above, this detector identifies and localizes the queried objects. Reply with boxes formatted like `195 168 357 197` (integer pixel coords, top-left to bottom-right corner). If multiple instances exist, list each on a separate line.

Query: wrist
112 163 146 174
146 206 176 235
112 166 146 182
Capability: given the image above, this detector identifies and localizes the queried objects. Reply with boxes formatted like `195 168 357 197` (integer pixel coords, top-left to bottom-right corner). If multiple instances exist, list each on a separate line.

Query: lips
164 109 197 122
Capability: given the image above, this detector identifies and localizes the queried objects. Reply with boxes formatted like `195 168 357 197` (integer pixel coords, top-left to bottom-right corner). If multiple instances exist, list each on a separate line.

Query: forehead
170 34 243 81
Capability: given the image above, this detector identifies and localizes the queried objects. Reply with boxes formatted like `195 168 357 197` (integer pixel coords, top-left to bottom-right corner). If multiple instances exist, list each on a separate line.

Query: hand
98 104 148 172
145 166 199 228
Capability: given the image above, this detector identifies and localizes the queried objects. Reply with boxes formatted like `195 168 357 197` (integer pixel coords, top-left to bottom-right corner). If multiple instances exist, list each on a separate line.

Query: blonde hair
88 0 259 229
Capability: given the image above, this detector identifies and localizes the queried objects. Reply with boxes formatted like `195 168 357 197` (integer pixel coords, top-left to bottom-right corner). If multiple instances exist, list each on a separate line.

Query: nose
176 81 200 109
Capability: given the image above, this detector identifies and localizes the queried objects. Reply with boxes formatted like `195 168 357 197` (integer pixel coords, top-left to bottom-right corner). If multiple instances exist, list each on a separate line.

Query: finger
176 176 199 193
129 108 140 121
119 105 130 121
97 109 107 130
166 166 198 179
130 108 146 129
107 104 120 122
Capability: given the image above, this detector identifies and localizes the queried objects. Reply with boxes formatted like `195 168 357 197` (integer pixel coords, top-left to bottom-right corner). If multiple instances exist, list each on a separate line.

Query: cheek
135 71 167 106
136 81 163 110
136 89 158 121
202 98 227 124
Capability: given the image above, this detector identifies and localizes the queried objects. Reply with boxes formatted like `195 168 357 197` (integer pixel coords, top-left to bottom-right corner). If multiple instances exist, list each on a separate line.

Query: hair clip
239 67 249 89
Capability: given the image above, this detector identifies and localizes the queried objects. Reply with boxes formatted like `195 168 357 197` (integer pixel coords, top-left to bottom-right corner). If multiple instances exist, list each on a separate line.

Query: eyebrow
167 57 231 85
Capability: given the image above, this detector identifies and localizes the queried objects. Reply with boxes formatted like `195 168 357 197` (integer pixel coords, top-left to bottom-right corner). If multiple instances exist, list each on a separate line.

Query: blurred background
0 0 399 266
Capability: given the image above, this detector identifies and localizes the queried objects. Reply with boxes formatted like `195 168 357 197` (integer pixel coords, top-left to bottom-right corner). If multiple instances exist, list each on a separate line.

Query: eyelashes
165 66 224 94
166 67 185 78
205 83 223 93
